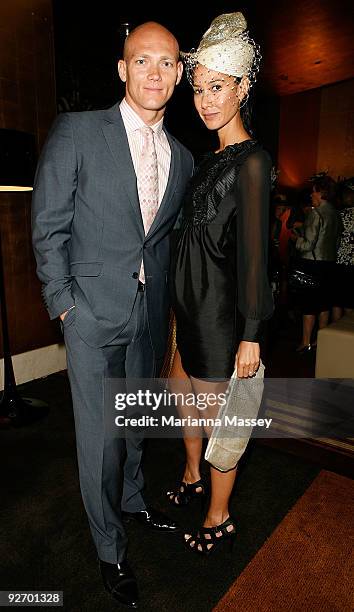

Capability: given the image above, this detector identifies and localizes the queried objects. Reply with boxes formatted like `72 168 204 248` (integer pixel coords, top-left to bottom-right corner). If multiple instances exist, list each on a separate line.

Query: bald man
32 22 193 607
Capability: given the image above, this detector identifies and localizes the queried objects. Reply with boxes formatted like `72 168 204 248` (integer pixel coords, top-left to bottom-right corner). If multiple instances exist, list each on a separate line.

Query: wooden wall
278 78 354 188
317 79 354 180
0 0 60 358
278 89 321 188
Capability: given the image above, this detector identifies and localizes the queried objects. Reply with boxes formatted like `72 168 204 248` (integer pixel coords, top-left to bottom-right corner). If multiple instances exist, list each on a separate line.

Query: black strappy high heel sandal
167 478 207 507
184 517 236 556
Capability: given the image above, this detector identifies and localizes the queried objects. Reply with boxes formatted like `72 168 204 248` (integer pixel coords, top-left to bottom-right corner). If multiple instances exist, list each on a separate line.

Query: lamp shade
0 129 36 191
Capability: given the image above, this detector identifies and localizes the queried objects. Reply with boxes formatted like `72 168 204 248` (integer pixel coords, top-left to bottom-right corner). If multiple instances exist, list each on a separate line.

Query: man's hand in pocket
60 306 75 321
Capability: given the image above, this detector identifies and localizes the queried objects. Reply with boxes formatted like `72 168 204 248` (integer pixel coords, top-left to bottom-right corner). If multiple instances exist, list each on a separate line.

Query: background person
290 175 342 352
332 177 354 320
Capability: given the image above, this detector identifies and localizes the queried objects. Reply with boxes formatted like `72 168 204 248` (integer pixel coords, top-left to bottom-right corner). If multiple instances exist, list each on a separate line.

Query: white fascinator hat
182 12 261 91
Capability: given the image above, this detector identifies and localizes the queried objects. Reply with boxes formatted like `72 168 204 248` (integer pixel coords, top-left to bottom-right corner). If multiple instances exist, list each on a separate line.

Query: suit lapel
146 130 181 240
101 104 144 232
101 104 181 241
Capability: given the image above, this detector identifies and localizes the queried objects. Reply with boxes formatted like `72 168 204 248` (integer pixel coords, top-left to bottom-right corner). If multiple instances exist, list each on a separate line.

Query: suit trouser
63 289 160 563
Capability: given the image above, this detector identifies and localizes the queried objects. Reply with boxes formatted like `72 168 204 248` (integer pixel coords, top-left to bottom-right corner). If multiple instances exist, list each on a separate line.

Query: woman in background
332 178 354 320
290 175 342 352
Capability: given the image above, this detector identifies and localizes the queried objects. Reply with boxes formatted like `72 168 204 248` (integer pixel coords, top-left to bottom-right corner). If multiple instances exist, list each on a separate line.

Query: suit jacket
32 103 193 354
296 201 342 262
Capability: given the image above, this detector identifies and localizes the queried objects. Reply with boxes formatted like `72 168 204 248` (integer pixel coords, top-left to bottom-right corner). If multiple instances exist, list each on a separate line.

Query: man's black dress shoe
122 507 179 533
99 559 139 609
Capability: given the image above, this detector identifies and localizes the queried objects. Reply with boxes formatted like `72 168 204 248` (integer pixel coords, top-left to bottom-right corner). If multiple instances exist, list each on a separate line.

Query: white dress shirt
119 98 171 205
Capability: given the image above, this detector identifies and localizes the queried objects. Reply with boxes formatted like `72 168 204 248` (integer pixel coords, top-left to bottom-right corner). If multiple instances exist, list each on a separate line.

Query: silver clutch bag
204 361 265 471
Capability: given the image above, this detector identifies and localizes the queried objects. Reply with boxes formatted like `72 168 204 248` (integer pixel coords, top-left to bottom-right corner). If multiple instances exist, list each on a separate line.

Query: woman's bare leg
183 375 236 550
319 309 329 329
298 313 316 348
309 310 329 347
205 465 237 527
168 350 203 489
189 376 235 528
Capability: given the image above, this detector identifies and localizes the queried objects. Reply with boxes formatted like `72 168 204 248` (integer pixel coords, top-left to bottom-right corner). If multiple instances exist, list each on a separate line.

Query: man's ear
118 59 127 83
176 60 183 85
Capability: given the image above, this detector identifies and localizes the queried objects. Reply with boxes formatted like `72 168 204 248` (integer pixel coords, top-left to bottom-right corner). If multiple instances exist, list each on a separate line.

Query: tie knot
141 126 156 158
141 126 154 139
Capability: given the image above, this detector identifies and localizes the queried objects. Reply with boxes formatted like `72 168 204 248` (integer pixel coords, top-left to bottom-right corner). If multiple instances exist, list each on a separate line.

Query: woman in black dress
289 175 342 352
167 13 274 555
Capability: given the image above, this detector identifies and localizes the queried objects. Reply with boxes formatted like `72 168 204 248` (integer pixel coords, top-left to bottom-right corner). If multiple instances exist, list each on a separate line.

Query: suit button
132 272 138 279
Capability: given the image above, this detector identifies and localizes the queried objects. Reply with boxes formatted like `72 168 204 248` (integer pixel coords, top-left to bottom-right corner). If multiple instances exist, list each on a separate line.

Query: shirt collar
120 98 164 136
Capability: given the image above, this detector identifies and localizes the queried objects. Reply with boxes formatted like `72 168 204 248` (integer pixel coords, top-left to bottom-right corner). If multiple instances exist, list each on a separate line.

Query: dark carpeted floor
214 470 354 612
0 371 320 612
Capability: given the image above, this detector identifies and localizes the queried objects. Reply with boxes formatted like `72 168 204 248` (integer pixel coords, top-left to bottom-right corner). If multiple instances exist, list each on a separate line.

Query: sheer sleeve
236 149 274 342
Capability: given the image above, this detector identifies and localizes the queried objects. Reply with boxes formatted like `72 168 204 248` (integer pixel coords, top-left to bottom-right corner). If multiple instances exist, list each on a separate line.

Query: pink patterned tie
137 126 159 282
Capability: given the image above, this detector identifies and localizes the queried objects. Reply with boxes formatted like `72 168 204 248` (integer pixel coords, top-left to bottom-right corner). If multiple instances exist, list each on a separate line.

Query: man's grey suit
32 103 193 563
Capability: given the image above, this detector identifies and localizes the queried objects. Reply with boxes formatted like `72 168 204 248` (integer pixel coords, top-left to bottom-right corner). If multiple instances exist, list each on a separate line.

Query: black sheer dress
170 140 274 379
